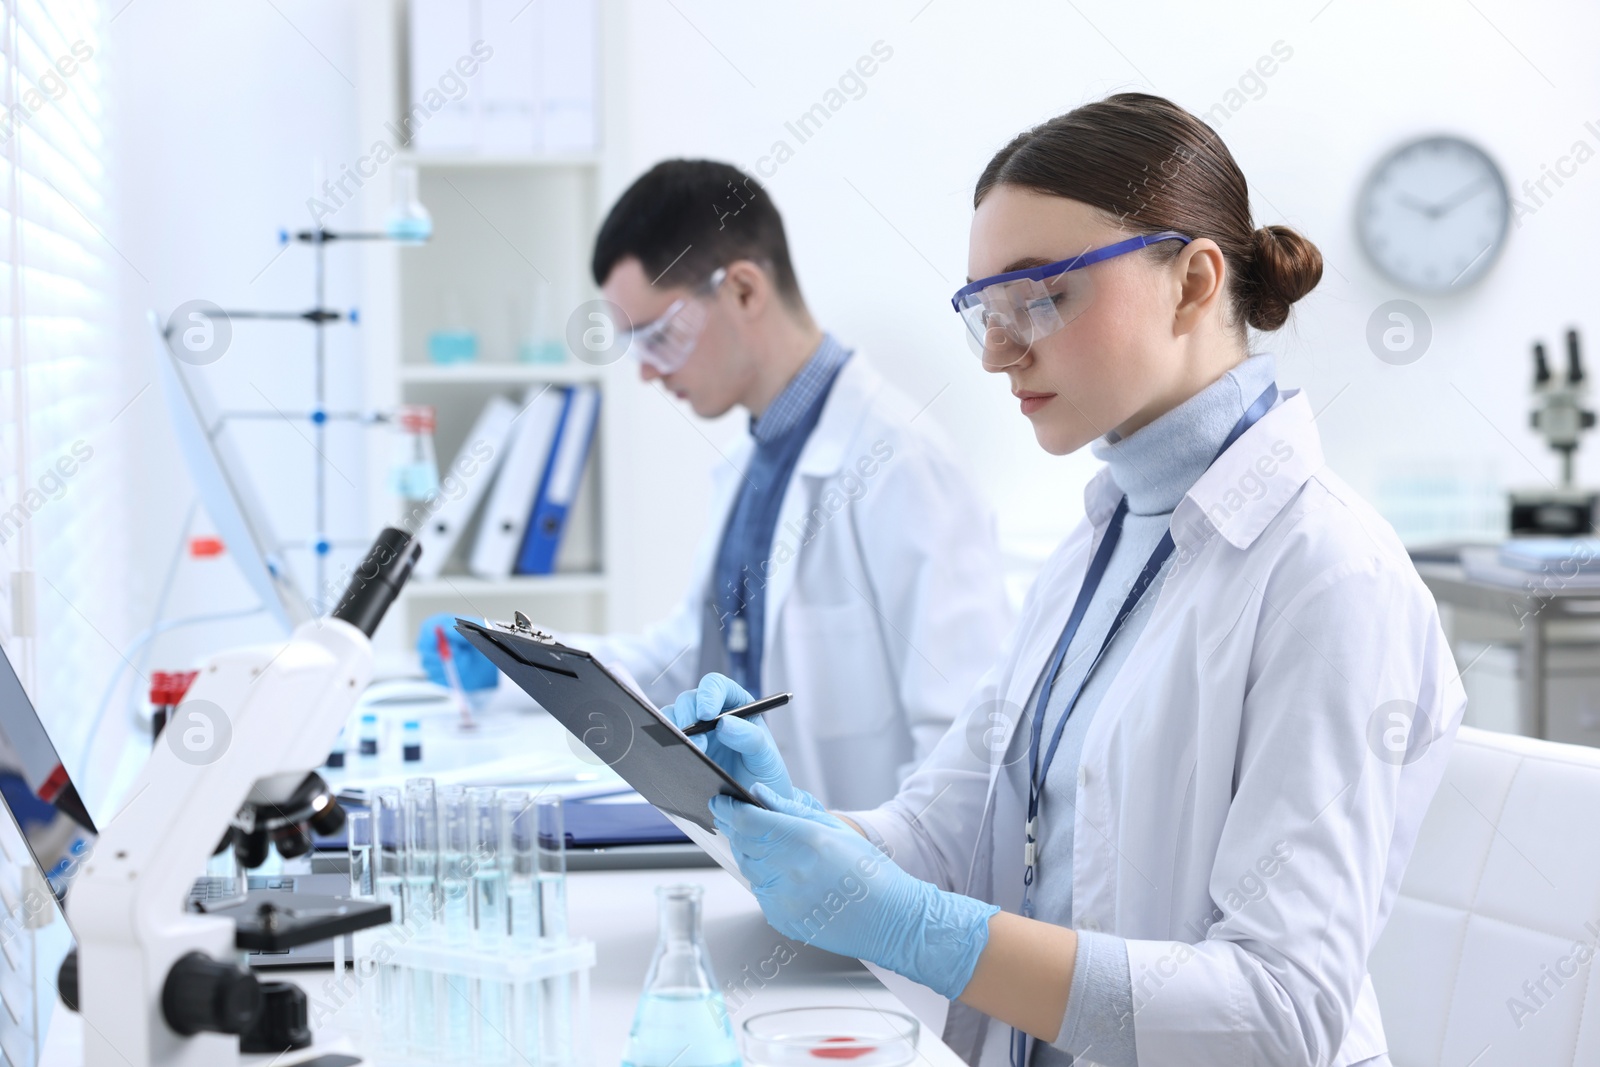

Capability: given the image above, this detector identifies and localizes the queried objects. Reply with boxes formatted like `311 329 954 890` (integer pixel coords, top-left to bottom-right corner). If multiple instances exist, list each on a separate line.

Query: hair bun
1245 224 1322 331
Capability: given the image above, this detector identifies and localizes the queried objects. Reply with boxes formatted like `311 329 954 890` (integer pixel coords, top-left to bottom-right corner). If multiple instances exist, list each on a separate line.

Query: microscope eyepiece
331 527 421 637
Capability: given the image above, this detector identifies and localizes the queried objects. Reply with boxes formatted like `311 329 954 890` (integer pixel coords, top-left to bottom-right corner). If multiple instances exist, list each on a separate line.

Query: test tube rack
352 933 594 1066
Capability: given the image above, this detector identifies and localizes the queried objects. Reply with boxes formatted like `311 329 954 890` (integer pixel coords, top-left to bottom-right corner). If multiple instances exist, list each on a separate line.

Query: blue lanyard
1009 382 1277 1067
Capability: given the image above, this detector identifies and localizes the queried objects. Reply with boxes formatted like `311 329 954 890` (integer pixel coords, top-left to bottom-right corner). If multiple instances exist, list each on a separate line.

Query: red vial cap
190 537 225 558
397 404 436 434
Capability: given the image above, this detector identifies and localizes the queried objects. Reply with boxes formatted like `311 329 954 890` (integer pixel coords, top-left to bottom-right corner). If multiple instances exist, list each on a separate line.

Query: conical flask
621 884 741 1067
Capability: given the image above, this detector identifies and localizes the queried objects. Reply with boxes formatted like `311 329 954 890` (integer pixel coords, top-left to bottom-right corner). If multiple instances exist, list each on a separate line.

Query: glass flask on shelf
385 163 433 243
622 884 741 1067
388 404 440 500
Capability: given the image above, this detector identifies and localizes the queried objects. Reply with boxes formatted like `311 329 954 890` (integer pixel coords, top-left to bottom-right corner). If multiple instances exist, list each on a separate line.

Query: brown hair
975 93 1321 332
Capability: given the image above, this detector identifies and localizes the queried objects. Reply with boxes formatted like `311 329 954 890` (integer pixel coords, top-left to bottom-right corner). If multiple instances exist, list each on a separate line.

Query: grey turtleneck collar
1091 353 1278 516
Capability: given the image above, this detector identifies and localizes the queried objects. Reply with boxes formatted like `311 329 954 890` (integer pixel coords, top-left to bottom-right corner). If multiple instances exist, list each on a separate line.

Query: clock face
1357 136 1510 293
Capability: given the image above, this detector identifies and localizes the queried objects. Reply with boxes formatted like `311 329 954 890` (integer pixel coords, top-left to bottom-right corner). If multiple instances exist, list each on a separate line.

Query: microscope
56 527 421 1067
1510 329 1598 536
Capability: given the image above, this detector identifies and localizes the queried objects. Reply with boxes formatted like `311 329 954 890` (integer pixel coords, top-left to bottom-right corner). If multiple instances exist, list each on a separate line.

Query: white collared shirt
848 389 1466 1066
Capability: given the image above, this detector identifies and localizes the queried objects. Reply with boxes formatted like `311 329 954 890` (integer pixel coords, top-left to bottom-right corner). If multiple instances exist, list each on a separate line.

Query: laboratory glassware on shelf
352 787 593 1066
622 883 742 1067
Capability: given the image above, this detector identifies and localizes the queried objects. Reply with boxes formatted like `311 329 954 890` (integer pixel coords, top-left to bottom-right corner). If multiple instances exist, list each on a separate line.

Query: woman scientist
669 92 1464 1066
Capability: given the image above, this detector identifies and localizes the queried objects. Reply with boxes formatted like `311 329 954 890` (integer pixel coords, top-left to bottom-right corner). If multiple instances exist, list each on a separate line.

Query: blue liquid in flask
622 885 741 1067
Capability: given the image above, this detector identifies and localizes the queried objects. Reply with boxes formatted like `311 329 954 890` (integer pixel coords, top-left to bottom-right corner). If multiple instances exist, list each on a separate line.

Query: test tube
498 790 541 1062
536 795 572 1067
500 790 537 950
373 788 407 919
347 809 374 899
469 787 506 946
371 787 406 1056
405 777 440 932
438 786 473 1052
469 787 511 1064
404 778 441 1057
439 786 472 945
535 795 568 945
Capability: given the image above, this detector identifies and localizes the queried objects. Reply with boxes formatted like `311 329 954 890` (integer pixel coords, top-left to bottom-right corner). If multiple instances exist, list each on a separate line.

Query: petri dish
742 1006 919 1066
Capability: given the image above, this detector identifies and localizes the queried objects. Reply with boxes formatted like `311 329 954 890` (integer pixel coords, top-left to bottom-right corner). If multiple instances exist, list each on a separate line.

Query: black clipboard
455 619 767 831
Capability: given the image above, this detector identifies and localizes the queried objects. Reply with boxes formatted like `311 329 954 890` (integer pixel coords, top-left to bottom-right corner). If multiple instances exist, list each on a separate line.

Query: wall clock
1356 135 1510 293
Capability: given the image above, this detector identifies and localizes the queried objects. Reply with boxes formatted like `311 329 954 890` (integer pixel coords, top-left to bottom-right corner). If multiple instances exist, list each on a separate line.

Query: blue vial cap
315 539 331 555
348 307 360 325
278 228 289 246
311 409 327 425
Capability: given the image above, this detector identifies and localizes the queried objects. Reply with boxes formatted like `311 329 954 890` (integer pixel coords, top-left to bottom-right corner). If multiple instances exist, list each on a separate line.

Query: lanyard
1009 382 1277 1067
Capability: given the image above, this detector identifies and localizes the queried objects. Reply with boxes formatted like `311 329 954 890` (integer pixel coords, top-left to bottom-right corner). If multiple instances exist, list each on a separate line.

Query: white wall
111 0 365 672
107 0 1600 648
599 0 1600 626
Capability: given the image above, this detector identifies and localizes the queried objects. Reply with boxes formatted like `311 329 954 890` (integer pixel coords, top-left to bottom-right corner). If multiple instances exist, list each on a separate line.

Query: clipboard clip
490 609 556 644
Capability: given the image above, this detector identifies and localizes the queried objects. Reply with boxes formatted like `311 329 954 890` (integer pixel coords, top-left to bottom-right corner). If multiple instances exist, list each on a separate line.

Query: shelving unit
355 3 623 672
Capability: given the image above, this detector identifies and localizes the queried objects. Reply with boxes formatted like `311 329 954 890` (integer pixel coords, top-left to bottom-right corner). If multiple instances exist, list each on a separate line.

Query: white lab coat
849 389 1466 1065
572 355 1013 810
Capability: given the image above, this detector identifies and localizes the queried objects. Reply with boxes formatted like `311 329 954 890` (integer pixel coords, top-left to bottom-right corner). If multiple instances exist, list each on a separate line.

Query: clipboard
454 619 767 831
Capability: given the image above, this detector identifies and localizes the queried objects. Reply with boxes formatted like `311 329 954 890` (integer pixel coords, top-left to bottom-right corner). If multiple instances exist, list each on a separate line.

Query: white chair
1369 725 1600 1066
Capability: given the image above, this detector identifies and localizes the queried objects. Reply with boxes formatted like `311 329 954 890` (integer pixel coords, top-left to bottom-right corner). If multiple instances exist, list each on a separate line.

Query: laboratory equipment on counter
1511 329 1598 535
57 527 422 1067
360 712 380 756
741 1007 919 1067
326 726 347 770
622 884 741 1067
352 784 593 1065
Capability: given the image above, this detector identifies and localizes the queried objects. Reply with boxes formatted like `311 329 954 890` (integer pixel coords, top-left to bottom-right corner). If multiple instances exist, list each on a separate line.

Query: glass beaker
621 884 741 1067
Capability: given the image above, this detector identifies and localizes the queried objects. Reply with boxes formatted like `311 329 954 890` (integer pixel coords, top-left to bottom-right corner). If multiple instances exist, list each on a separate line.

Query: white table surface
39 863 964 1066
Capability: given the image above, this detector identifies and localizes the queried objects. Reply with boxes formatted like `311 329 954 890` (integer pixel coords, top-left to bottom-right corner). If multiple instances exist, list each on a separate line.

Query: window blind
0 0 122 772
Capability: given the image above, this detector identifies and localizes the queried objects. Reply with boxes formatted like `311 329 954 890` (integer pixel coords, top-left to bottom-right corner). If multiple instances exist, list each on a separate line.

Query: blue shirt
708 335 852 691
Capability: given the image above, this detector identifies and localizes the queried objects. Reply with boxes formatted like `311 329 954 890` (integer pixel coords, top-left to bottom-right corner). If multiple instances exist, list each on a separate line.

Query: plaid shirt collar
749 333 851 445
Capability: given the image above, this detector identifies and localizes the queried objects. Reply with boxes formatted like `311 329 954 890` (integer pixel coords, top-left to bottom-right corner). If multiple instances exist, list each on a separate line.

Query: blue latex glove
710 783 1000 1000
416 612 499 691
667 673 796 800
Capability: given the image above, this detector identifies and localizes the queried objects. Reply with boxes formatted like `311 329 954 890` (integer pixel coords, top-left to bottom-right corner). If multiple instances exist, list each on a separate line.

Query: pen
681 692 793 737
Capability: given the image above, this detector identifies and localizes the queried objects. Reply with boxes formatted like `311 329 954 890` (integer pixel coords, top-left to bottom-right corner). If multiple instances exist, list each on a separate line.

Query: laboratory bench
38 863 963 1066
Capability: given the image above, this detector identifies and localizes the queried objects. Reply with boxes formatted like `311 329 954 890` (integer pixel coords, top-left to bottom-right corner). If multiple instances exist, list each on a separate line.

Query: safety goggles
950 231 1192 367
622 267 727 375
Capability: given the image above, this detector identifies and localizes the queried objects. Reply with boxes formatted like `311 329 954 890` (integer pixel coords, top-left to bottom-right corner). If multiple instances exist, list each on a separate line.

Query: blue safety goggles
951 231 1192 366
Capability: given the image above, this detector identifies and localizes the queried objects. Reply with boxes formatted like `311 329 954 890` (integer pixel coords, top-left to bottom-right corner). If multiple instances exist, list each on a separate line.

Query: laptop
0 640 348 969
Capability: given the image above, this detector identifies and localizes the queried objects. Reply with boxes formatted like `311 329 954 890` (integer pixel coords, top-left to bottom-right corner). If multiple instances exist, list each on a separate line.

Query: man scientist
427 159 1011 809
